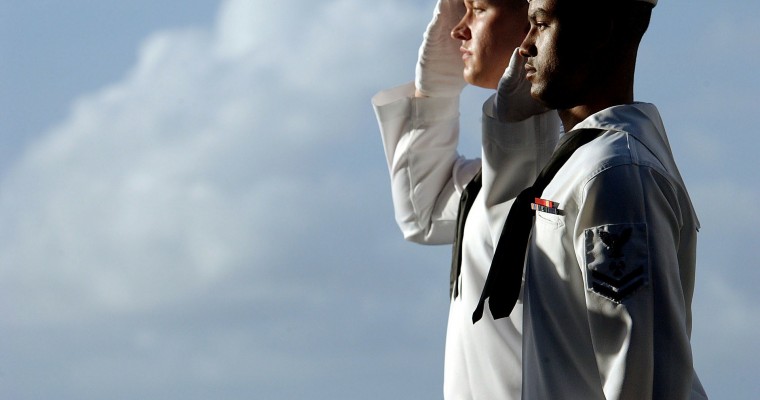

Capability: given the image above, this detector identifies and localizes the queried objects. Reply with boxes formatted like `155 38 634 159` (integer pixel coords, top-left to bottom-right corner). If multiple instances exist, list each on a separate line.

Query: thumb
497 48 525 98
503 48 524 81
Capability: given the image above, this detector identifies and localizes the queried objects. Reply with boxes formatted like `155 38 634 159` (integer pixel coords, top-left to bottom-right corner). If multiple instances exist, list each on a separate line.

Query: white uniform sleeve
480 95 561 207
372 83 561 246
575 163 703 400
372 82 479 245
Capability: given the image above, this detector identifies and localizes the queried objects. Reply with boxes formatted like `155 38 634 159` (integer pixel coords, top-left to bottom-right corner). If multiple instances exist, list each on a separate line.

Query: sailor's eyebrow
528 8 552 21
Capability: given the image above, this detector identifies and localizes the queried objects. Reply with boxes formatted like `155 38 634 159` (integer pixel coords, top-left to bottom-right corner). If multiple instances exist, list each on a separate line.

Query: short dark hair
610 1 653 44
558 0 653 48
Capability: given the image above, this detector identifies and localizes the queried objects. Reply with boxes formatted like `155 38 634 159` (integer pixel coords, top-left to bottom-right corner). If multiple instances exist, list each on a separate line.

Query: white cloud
0 0 430 328
0 12 447 395
1 1 450 398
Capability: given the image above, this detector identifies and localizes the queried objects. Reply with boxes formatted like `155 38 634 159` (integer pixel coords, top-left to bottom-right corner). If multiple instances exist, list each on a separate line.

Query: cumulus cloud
0 1 452 398
0 0 419 320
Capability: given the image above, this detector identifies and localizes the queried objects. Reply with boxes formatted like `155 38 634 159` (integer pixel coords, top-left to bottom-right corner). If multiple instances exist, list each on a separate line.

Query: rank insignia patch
584 223 649 303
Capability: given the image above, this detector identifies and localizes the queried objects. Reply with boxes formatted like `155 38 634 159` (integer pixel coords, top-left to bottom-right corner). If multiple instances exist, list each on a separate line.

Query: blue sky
1 0 758 399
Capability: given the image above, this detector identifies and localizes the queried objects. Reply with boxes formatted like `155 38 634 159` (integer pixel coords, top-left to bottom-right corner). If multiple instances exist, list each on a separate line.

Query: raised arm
372 0 479 245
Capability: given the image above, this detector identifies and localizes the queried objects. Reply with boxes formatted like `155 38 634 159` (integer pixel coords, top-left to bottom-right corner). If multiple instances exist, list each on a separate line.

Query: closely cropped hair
559 0 653 47
610 1 653 43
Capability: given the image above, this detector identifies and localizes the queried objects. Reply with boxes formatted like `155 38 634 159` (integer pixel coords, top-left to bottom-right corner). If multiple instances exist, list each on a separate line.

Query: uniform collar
569 102 663 137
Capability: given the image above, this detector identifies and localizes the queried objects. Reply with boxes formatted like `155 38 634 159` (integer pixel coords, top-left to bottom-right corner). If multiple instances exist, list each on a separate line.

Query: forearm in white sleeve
481 95 561 204
480 94 561 242
372 82 480 244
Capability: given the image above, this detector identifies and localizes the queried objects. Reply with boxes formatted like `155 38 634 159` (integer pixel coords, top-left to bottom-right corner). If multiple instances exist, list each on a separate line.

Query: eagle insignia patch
584 223 649 303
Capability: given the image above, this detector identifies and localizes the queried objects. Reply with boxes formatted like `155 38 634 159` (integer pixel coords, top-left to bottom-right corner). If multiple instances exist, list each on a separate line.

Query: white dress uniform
521 103 708 399
372 82 560 399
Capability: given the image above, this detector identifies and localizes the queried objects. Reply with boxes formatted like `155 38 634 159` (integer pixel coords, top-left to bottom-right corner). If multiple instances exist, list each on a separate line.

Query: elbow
396 217 454 246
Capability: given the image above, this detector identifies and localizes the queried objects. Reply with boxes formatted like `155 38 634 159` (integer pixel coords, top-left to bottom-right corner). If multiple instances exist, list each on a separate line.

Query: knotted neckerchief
472 128 605 323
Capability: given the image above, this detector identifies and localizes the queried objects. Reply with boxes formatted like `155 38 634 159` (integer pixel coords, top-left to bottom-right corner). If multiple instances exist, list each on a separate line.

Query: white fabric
494 48 548 122
372 82 560 399
521 103 707 399
415 0 467 97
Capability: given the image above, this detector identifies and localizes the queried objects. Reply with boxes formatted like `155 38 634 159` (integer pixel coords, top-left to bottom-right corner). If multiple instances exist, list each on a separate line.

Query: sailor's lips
525 63 536 80
460 47 472 61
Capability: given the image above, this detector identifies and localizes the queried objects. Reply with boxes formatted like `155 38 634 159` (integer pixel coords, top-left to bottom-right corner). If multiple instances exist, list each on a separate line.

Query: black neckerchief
472 128 605 323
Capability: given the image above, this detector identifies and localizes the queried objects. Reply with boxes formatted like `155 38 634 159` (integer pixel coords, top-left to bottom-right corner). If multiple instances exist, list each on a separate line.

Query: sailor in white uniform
473 0 709 398
373 0 560 398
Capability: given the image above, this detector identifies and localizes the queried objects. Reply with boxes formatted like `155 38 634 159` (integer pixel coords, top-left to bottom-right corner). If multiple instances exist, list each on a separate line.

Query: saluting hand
415 0 467 98
494 48 549 122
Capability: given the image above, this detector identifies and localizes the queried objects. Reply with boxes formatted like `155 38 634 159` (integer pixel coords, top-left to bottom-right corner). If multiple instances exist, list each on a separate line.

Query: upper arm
575 163 696 398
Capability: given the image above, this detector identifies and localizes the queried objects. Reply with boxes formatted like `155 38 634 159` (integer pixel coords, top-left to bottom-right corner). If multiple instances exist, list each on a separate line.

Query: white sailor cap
527 0 657 5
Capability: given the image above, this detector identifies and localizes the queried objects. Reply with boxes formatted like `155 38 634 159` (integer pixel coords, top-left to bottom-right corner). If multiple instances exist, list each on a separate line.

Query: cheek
536 38 557 69
478 29 508 67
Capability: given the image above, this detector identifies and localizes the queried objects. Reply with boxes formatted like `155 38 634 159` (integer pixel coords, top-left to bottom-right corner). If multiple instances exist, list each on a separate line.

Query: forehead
465 0 521 6
527 0 557 13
